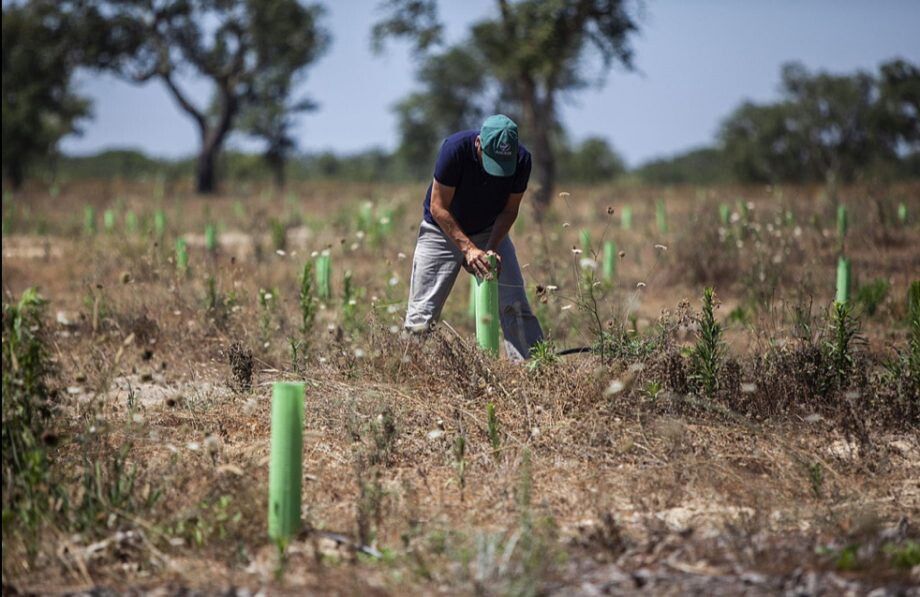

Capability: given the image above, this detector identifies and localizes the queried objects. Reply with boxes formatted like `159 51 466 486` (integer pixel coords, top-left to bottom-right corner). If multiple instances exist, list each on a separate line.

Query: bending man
404 114 544 360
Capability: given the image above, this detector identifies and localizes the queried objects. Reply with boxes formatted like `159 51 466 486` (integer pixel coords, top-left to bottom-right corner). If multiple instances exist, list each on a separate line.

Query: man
404 114 544 360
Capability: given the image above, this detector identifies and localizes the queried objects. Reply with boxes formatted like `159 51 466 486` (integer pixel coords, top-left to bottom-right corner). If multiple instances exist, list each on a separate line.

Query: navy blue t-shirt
423 129 532 234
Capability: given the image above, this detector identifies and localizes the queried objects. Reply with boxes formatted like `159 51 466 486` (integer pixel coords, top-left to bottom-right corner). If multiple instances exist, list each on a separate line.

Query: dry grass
2 180 919 594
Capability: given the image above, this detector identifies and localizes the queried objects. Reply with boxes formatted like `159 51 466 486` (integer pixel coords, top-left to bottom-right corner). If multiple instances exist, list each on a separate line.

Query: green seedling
268 382 305 544
486 403 500 460
690 287 724 397
299 261 317 335
475 254 500 356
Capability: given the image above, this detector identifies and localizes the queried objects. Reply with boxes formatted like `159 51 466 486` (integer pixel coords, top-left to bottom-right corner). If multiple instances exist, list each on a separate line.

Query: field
2 180 919 594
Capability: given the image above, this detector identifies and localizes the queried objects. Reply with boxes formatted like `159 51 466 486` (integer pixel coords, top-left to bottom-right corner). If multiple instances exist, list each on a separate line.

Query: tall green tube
475 255 500 356
154 210 166 239
579 229 591 254
836 256 851 304
103 209 116 233
84 206 96 236
837 204 848 239
175 238 188 272
897 202 907 225
205 223 218 252
656 199 668 234
468 274 476 319
621 206 632 230
315 252 331 300
719 203 730 226
268 381 305 543
603 240 616 282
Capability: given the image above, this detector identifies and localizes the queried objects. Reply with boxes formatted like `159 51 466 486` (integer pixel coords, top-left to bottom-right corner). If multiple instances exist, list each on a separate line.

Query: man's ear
475 136 481 150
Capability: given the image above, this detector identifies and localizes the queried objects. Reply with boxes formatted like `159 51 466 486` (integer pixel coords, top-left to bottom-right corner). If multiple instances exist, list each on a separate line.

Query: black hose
556 346 593 356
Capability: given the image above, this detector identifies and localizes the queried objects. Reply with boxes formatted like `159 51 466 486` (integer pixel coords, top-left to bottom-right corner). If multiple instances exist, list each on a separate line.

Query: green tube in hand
475 254 500 356
268 382 305 543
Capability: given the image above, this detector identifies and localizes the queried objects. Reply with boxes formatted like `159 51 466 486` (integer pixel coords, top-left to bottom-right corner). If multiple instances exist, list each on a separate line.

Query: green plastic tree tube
621 206 632 230
656 199 668 234
268 381 305 543
125 211 138 235
154 210 166 238
205 223 218 252
719 203 730 226
176 238 189 272
898 202 908 225
475 255 500 356
837 204 848 239
315 252 331 300
468 274 476 319
84 206 96 236
836 256 851 304
358 201 373 232
579 229 591 254
603 240 617 282
103 209 116 233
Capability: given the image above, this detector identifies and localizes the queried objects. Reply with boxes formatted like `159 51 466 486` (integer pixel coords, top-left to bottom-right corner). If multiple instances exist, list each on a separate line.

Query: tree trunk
267 151 285 189
519 85 556 217
6 160 24 190
196 139 218 194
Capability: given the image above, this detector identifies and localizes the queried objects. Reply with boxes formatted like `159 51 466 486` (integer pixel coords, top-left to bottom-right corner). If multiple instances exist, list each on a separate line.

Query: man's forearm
431 206 474 253
486 209 518 251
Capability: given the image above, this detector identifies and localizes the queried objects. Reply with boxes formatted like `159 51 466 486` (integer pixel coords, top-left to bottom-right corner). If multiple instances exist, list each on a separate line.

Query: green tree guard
621 206 632 230
837 204 848 239
125 211 138 235
468 274 476 319
176 238 189 272
205 223 218 252
358 201 374 232
898 202 908 225
103 209 116 233
656 199 668 234
719 203 730 226
603 240 617 282
836 256 851 304
580 229 591 255
154 210 167 239
315 252 332 300
84 206 96 236
475 255 500 356
268 381 305 543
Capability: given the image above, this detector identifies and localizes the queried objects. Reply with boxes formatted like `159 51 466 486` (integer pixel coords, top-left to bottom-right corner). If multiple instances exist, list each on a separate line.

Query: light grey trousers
404 220 544 360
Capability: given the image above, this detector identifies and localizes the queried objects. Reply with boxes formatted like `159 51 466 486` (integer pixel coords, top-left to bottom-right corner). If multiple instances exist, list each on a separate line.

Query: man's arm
429 179 494 277
485 192 523 262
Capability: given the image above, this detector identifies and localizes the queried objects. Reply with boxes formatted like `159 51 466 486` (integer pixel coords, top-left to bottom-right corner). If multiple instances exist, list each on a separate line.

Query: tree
88 0 329 194
720 62 881 187
557 136 625 183
393 46 490 179
373 0 640 213
2 2 91 188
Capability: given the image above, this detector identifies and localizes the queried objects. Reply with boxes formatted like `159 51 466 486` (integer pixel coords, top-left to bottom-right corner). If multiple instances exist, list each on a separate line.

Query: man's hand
464 247 501 278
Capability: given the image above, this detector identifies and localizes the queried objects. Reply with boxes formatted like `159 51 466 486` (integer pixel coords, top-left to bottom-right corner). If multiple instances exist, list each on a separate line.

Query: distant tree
635 147 729 185
86 0 329 194
558 136 625 183
373 0 641 213
874 59 920 154
393 46 491 179
721 62 884 188
1 2 91 188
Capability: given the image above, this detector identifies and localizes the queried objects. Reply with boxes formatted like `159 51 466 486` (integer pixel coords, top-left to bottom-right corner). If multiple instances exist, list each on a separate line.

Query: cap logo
497 141 512 156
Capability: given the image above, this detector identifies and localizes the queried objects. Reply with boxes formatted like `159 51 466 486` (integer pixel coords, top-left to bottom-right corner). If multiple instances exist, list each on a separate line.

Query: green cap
479 114 519 177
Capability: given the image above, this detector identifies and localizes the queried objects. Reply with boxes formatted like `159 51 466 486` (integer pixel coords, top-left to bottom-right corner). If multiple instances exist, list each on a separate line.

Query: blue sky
61 0 920 167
